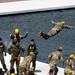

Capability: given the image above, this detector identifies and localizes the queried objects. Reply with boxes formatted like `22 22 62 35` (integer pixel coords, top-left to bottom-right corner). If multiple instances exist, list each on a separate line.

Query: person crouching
19 52 35 75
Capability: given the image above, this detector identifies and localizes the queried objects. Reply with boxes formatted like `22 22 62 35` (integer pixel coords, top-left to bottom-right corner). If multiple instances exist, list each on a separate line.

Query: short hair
31 39 34 42
49 69 53 73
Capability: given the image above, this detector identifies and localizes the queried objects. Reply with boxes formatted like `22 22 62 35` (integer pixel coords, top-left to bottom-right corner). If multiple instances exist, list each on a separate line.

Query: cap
10 73 15 75
69 54 75 59
15 28 19 34
49 69 53 73
29 52 35 56
58 46 63 51
68 70 72 74
0 68 2 74
31 39 34 42
61 21 65 25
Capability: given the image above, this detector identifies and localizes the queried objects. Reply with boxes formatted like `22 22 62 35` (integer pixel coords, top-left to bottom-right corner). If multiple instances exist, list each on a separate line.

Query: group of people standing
0 28 38 75
0 20 75 75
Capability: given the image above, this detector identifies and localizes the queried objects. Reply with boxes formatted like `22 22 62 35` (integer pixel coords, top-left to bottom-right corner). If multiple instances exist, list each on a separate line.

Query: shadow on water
0 8 75 67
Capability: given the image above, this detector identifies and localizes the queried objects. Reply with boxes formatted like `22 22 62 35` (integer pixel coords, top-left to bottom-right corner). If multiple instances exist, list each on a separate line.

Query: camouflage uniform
0 43 7 71
72 71 75 75
64 59 74 75
8 44 25 74
38 21 75 40
19 55 33 75
48 51 64 75
27 43 38 71
9 32 28 44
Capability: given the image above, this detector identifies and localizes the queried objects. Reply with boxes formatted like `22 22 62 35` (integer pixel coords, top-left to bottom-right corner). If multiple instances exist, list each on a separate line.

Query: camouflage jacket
27 44 38 56
9 33 28 43
19 55 33 67
8 45 25 57
64 59 74 70
51 21 75 31
48 51 64 65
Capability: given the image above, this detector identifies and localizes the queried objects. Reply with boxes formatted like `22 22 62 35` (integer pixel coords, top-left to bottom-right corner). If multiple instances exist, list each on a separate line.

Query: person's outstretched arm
48 53 52 63
63 25 75 29
20 31 28 39
9 30 14 39
51 20 57 25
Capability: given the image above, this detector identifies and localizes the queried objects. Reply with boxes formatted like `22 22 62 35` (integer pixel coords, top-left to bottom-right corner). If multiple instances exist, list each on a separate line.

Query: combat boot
38 30 43 37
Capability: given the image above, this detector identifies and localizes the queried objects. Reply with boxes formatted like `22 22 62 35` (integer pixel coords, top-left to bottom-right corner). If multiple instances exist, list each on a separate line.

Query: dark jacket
27 44 38 56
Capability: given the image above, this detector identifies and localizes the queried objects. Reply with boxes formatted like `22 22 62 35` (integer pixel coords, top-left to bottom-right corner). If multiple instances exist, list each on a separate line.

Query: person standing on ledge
9 28 28 44
48 46 64 75
19 52 35 75
38 21 75 40
0 37 7 72
8 41 25 75
27 39 38 71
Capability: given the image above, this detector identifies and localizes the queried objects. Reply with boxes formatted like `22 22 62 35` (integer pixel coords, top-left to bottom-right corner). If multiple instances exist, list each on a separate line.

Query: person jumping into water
38 21 75 40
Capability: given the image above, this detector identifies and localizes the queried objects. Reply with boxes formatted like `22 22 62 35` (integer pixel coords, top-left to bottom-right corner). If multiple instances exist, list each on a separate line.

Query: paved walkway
0 0 24 3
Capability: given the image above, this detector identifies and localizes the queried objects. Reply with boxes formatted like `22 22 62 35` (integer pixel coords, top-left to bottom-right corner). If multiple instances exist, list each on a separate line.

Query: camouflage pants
41 32 50 40
64 69 71 75
41 29 57 40
10 57 19 74
19 62 30 75
50 64 58 75
0 54 7 70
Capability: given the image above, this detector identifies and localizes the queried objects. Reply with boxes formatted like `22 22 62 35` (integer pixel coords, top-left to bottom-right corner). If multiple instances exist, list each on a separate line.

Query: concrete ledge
0 0 75 15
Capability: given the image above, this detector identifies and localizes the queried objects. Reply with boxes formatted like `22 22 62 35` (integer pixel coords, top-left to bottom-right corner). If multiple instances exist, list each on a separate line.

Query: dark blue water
0 9 75 67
